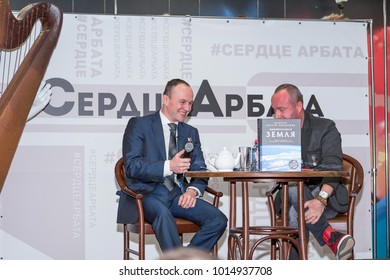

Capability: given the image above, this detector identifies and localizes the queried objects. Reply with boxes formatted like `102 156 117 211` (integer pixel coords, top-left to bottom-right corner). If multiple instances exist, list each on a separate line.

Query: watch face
319 190 329 199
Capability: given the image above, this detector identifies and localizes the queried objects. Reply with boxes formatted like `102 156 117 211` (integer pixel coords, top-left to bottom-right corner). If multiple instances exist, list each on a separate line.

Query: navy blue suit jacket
117 111 208 224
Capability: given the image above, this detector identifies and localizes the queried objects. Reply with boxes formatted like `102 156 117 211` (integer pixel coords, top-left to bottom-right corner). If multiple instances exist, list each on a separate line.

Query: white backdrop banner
0 14 371 260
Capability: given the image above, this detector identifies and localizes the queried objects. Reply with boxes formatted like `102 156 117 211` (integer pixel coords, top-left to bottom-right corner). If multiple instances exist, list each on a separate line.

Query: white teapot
206 147 241 171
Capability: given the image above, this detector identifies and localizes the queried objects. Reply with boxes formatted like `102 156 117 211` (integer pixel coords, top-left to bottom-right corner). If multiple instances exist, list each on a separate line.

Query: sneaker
328 231 355 260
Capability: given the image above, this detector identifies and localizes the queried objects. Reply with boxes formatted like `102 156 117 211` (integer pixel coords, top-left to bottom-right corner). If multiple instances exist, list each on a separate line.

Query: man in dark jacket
272 83 354 260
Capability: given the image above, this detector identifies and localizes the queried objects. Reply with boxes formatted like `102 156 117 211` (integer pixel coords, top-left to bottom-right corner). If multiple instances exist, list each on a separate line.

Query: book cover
257 118 302 172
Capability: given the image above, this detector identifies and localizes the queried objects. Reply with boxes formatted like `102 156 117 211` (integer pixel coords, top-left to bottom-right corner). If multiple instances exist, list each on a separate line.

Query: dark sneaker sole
337 235 355 260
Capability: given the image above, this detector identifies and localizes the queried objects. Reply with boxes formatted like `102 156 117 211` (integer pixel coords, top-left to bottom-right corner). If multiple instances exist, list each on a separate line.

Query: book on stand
257 118 302 171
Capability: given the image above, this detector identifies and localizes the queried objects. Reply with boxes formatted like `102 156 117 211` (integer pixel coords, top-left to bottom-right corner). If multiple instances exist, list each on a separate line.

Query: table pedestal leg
242 181 249 259
281 183 290 257
297 181 308 259
228 182 236 260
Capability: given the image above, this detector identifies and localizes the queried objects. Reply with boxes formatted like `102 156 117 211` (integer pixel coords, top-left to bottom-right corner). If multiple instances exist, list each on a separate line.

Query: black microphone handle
178 142 194 179
182 151 191 158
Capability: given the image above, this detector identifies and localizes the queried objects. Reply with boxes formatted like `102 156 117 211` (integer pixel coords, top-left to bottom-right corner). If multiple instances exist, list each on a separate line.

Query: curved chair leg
228 233 243 260
124 224 130 260
249 234 301 260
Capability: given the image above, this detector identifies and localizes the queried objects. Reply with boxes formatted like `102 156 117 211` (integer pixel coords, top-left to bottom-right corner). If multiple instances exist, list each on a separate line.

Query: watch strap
316 195 327 207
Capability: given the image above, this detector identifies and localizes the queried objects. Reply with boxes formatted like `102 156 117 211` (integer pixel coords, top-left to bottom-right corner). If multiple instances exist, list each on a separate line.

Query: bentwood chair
266 153 364 259
115 157 223 260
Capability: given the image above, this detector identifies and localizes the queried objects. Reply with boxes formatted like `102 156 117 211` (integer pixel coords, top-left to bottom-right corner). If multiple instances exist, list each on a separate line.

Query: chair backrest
115 157 127 189
333 153 365 238
341 153 364 202
115 157 144 201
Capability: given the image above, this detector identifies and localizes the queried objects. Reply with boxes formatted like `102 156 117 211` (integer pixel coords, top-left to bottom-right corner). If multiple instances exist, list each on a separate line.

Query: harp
0 1 63 193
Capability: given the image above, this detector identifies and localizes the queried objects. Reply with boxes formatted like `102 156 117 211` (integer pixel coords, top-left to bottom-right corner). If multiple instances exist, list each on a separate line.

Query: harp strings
0 9 42 97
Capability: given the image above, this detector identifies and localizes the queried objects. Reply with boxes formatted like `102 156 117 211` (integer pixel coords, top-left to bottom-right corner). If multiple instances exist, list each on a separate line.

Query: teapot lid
219 147 231 153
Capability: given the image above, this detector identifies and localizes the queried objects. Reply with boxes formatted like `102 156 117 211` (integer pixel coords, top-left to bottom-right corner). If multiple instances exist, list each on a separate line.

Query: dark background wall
9 0 386 30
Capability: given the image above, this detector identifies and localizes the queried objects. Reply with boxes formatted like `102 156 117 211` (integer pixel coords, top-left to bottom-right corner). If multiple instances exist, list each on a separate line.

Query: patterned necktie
168 123 177 160
164 123 177 191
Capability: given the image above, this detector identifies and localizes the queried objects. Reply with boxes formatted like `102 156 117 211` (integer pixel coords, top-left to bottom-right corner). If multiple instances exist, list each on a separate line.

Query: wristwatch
316 190 329 206
319 190 329 200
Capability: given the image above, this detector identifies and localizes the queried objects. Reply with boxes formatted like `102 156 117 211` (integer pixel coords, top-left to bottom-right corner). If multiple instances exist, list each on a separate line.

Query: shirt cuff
163 160 172 177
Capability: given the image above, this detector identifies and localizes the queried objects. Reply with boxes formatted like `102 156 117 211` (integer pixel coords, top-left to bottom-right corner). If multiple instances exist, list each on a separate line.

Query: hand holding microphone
182 142 194 158
176 142 193 180
171 141 193 174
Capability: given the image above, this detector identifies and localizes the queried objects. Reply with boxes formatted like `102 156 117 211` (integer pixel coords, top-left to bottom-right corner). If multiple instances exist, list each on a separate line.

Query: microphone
177 142 193 183
182 142 194 158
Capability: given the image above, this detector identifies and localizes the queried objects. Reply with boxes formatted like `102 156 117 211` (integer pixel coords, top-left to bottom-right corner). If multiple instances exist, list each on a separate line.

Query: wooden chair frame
266 153 364 259
115 157 223 260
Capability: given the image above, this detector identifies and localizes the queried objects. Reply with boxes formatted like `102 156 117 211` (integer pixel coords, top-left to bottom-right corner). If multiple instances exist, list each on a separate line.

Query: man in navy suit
117 79 227 252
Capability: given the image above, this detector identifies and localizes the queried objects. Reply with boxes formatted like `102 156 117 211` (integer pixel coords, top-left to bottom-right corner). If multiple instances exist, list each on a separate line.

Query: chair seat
327 213 348 232
127 218 200 234
327 213 347 223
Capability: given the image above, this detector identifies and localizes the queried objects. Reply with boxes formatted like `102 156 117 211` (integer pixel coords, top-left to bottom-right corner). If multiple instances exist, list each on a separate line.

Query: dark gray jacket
301 110 348 213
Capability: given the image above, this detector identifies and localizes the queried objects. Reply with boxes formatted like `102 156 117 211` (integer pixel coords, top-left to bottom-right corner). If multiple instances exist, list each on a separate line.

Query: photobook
257 118 302 171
